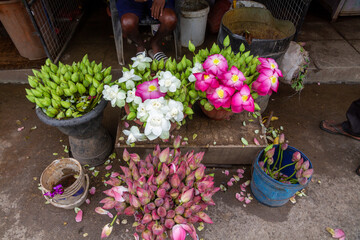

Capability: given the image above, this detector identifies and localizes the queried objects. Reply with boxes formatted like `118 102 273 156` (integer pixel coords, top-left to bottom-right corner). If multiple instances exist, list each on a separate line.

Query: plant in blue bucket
251 134 313 207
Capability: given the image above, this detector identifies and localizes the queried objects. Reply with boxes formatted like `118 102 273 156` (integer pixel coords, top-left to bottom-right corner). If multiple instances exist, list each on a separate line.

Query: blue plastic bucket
250 145 312 207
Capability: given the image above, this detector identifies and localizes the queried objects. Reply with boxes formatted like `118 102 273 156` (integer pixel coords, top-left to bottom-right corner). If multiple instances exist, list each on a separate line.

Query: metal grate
254 0 312 39
22 0 84 62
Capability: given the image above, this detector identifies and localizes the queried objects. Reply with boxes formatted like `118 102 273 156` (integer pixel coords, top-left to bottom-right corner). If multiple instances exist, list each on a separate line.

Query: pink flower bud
163 198 171 210
180 188 194 203
182 200 194 209
188 157 197 170
194 152 204 164
195 165 205 180
101 223 113 239
141 229 153 240
114 202 127 214
130 195 141 209
139 167 147 176
123 148 130 161
177 162 187 181
184 208 193 218
159 147 170 163
141 213 153 224
281 143 288 151
153 145 161 157
193 196 201 204
147 221 155 231
138 175 146 186
302 160 310 170
190 205 202 213
135 224 145 233
175 206 185 215
165 219 175 229
156 188 166 198
185 172 196 186
120 166 131 178
166 210 175 219
267 157 274 165
188 215 199 223
152 209 160 220
157 206 167 218
155 198 164 207
152 222 165 236
266 147 275 158
160 181 171 191
298 177 308 185
132 166 140 181
130 153 140 162
296 169 303 179
227 181 233 187
197 211 213 224
170 189 179 199
292 152 301 162
173 136 181 149
162 163 170 175
258 161 265 168
295 158 304 170
156 171 167 186
170 174 181 188
174 215 187 224
302 169 313 178
124 206 135 216
147 202 156 211
279 133 285 144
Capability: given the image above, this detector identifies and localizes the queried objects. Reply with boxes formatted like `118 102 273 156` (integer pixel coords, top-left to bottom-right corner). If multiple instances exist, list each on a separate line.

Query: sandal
319 120 360 141
356 165 360 176
136 49 147 57
148 49 168 62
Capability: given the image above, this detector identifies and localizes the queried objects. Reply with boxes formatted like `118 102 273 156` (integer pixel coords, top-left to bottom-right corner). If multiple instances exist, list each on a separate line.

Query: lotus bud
135 224 146 233
114 201 127 214
194 152 204 164
166 210 175 219
157 188 166 198
279 133 285 144
266 147 275 158
190 204 202 213
281 143 288 151
162 163 170 176
174 215 187 224
153 145 161 157
152 222 165 236
141 213 152 225
172 136 181 149
124 206 135 216
295 158 304 170
156 171 167 186
177 162 186 181
136 187 148 198
157 206 167 218
120 166 131 178
163 198 171 210
138 175 146 186
139 160 147 168
130 195 141 209
184 208 193 218
184 172 195 187
159 147 170 163
302 169 313 178
150 184 158 192
182 200 194 209
130 153 140 162
196 180 214 193
129 160 136 170
195 165 205 180
148 166 154 177
170 189 180 199
132 166 140 181
147 174 154 186
147 221 156 231
267 157 274 165
145 202 155 211
165 219 175 229
189 215 200 223
160 181 171 191
197 211 213 224
139 167 147 176
199 203 208 211
298 177 308 185
292 151 301 162
101 223 113 239
141 229 153 240
175 206 185 215
123 148 130 161
157 233 167 240
152 209 160 220
170 174 181 188
122 192 130 203
295 169 303 179
193 196 202 204
155 198 164 207
302 160 310 170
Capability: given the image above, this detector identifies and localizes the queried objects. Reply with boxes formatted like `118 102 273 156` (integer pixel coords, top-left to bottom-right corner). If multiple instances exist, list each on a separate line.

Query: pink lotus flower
171 224 187 240
206 85 235 109
257 57 283 77
112 186 128 202
252 69 279 96
231 84 255 113
203 54 228 76
135 78 166 101
194 72 219 92
221 66 245 90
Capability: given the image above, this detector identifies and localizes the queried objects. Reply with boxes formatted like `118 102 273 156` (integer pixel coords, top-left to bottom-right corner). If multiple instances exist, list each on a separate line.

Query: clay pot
200 104 234 120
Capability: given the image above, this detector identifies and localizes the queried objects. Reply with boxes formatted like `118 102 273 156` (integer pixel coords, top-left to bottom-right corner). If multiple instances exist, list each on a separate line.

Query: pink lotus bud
122 192 130 203
302 169 313 178
147 202 156 211
157 233 167 240
129 160 136 170
152 209 160 220
130 153 140 162
141 229 153 240
188 215 199 223
193 196 201 204
184 208 193 218
160 181 171 191
132 166 140 181
295 158 304 170
302 160 310 170
144 205 151 214
182 200 194 209
138 175 146 186
130 195 141 209
166 210 176 219
147 221 155 231
279 133 285 144
170 174 181 188
120 166 131 178
157 206 167 218
195 165 206 180
326 227 346 239
139 196 151 206
165 219 175 229
156 171 167 186
292 152 301 162
155 198 164 207
101 223 113 239
124 206 135 216
197 211 213 224
298 177 308 185
173 136 182 149
266 147 275 158
190 205 202 213
141 213 152 224
139 167 147 176
180 188 194 203
114 202 127 214
159 147 170 163
177 162 186 181
174 215 187 224
188 157 197 171
267 157 274 165
147 174 154 186
227 181 233 186
296 169 303 179
123 148 130 161
185 172 196 186
171 224 186 240
153 145 161 157
258 161 265 168
194 152 204 164
152 222 165 236
175 206 185 215
281 143 288 151
163 198 170 210
170 189 180 199
157 188 166 198
162 163 170 175
135 224 146 233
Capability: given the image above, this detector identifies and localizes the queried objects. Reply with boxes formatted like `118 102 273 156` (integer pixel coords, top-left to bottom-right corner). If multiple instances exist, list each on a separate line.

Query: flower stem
284 170 296 181
278 148 284 170
110 214 118 226
272 145 282 171
274 162 295 173
158 162 162 172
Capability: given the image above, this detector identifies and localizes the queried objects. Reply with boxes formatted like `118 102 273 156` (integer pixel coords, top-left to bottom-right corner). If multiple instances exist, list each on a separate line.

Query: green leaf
223 35 230 47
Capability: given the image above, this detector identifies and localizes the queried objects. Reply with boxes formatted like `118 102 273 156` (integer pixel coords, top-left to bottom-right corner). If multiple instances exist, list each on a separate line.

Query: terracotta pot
200 104 234 120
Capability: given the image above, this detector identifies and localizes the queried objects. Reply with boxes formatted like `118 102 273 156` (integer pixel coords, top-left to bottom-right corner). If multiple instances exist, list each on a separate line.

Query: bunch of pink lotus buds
258 133 313 185
99 136 220 239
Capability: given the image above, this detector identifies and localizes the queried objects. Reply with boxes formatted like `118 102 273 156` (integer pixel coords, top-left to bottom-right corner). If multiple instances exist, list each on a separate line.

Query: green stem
278 148 284 171
158 162 162 172
110 214 118 226
284 170 296 181
274 162 295 173
272 145 282 171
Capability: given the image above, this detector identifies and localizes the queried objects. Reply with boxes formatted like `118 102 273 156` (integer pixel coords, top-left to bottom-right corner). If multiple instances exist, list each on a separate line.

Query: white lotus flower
131 53 152 71
144 112 171 140
126 88 142 105
165 99 184 123
102 85 126 108
188 62 204 82
123 126 146 145
136 102 149 122
158 71 181 93
118 69 142 83
144 97 168 114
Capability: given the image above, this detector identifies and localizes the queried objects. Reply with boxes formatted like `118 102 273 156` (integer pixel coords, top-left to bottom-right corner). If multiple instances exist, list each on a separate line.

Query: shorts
116 0 175 19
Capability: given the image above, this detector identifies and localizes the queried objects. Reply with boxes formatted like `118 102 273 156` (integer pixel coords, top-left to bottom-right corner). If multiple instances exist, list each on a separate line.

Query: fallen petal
89 187 96 195
111 172 120 178
75 210 83 222
101 223 113 239
85 199 90 204
224 170 229 176
105 165 112 171
124 121 130 128
95 207 109 215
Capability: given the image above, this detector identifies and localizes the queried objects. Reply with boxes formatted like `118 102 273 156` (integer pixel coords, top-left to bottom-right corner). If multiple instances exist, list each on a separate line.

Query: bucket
40 158 89 209
251 145 312 207
180 0 210 47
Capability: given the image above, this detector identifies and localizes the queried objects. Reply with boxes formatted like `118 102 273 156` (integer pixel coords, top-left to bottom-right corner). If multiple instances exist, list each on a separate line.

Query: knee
160 9 177 30
121 13 138 33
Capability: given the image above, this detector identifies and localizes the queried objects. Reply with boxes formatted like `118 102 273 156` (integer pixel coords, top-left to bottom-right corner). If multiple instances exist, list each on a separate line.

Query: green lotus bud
188 90 198 99
41 71 50 79
185 107 194 115
158 58 164 70
87 65 94 75
186 59 192 68
204 102 214 111
52 75 60 84
43 91 51 98
90 60 95 68
126 111 136 121
26 95 35 103
82 54 88 63
63 88 72 96
41 97 51 107
31 88 43 98
103 75 112 84
48 80 58 90
104 66 111 77
50 63 58 73
32 69 41 78
25 88 34 96
240 43 246 52
97 83 104 94
60 82 69 89
250 65 257 74
47 107 59 116
66 65 73 73
83 79 90 88
151 60 158 72
45 110 55 118
190 99 196 105
45 58 51 66
62 72 70 82
244 51 250 58
55 86 63 96
44 65 52 73
93 64 100 73
28 77 38 88
94 72 103 81
81 67 87 75
76 102 85 110
65 108 73 117
85 74 93 83
223 35 230 47
60 101 71 109
76 83 86 95
188 40 195 52
176 62 183 72
92 79 100 88
56 111 65 119
71 72 79 82
79 62 85 72
89 86 96 96
245 55 253 64
59 66 66 75
165 57 171 70
210 43 220 54
34 98 44 108
51 99 61 109
72 111 82 118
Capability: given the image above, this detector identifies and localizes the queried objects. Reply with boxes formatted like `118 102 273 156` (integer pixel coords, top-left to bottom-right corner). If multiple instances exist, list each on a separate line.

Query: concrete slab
332 16 360 40
0 69 32 84
297 22 343 41
348 39 360 52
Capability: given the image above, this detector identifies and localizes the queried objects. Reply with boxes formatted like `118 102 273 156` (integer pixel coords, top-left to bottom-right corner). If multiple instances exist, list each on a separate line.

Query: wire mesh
254 0 312 39
23 0 83 62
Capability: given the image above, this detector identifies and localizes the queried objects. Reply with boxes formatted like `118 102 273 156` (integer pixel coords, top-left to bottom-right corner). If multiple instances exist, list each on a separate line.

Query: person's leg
342 98 360 137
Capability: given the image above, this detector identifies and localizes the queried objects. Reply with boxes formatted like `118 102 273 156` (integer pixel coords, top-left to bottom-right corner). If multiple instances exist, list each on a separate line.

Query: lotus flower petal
197 211 213 224
326 227 346 239
172 224 187 240
75 209 83 222
95 207 109 215
101 223 113 239
89 187 96 195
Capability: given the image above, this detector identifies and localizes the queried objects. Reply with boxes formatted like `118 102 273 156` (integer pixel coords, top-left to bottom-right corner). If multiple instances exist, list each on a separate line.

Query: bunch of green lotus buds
25 54 112 119
98 136 220 239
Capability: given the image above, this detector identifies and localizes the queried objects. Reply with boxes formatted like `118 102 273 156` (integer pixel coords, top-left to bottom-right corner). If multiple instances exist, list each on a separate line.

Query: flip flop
136 49 147 57
148 49 168 62
319 120 360 141
356 165 360 176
